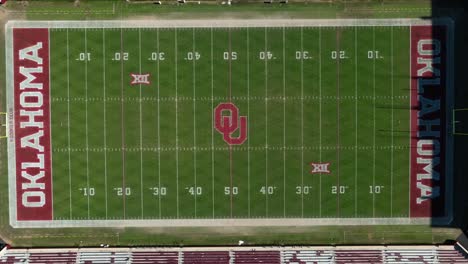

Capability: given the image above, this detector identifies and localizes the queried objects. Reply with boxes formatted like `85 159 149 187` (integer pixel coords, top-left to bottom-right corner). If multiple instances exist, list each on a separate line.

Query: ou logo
214 102 248 145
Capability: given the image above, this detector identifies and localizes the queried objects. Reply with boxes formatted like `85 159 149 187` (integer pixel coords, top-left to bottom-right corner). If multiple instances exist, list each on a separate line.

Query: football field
5 19 453 228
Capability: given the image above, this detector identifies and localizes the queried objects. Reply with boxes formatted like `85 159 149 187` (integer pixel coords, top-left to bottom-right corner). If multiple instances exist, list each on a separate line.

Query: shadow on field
429 0 468 233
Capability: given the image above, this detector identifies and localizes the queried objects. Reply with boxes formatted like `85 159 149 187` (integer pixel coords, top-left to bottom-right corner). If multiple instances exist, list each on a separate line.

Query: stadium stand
0 245 467 263
234 250 281 264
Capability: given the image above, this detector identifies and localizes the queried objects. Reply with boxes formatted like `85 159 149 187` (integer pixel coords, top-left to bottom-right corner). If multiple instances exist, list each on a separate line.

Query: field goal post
453 108 468 136
0 112 7 139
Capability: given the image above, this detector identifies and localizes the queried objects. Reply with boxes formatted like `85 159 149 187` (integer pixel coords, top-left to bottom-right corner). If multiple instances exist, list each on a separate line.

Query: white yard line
52 95 407 103
372 26 376 218
103 29 108 219
85 28 90 219
354 27 358 217
282 26 286 217
264 27 269 216
318 26 322 217
15 19 439 29
192 28 198 217
175 28 180 218
66 29 73 219
300 26 304 217
157 28 162 218
54 145 409 153
139 28 144 218
390 27 394 217
210 28 215 218
247 28 251 217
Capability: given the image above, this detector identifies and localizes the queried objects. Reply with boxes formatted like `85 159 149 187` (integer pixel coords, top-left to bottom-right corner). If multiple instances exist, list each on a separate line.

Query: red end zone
410 25 447 218
13 28 52 221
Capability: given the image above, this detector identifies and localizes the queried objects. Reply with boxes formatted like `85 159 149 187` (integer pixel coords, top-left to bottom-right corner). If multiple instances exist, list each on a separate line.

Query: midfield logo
214 102 248 145
310 162 331 174
130 73 150 85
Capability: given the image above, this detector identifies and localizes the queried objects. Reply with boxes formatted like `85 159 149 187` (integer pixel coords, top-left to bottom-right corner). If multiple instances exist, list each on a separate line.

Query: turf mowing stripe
175 28 180 218
192 28 198 217
318 26 322 217
103 28 108 219
354 26 358 217
282 26 286 218
157 28 162 218
120 28 126 219
390 27 394 217
300 26 304 218
372 26 376 218
335 27 341 218
85 27 90 219
210 27 215 218
66 29 73 219
139 28 144 218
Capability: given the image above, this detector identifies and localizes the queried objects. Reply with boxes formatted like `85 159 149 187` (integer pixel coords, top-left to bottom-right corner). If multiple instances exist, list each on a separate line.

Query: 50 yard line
210 27 215 218
264 27 269 217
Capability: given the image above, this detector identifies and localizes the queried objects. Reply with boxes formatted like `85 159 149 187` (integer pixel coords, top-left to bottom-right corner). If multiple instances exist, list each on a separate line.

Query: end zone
409 23 453 220
7 28 53 223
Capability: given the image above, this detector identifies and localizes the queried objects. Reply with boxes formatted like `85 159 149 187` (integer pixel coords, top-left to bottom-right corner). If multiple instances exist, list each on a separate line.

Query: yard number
79 187 95 196
186 52 201 61
149 52 165 61
369 185 384 194
150 187 167 196
295 51 310 60
260 186 276 195
259 51 274 60
224 186 238 195
296 186 312 195
114 187 131 196
114 52 129 61
77 52 91 61
331 50 347 60
187 186 202 196
367 50 383 59
331 185 348 194
223 51 237 60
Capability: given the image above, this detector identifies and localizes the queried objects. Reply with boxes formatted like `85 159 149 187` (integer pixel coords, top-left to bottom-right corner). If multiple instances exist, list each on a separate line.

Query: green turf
49 26 411 221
